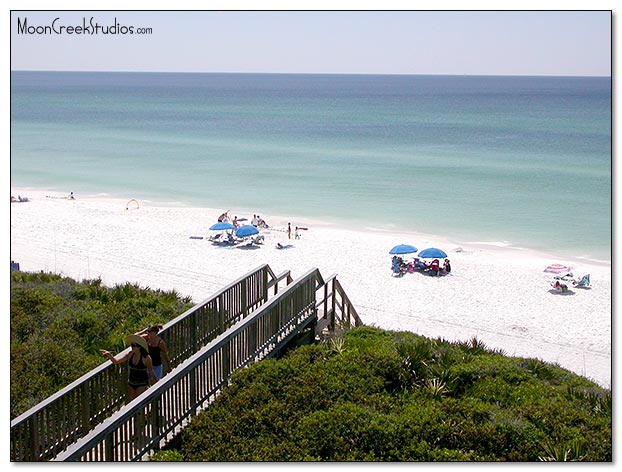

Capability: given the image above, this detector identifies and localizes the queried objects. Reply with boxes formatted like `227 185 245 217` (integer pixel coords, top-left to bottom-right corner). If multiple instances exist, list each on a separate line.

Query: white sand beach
10 188 612 388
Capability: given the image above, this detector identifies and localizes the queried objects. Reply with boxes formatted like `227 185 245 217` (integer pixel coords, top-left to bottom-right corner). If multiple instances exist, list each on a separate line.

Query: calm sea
10 71 611 262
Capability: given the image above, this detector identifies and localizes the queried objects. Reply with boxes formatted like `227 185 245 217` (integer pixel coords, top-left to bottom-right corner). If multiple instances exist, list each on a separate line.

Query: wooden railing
10 264 291 462
316 272 363 331
53 268 322 461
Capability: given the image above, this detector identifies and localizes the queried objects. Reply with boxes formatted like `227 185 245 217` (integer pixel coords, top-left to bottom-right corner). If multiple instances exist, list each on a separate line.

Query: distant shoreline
11 185 611 267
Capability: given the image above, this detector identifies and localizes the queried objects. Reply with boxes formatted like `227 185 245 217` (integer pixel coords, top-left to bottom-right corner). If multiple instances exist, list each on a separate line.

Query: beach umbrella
543 263 571 274
417 248 448 259
389 244 418 255
235 225 259 238
210 222 235 231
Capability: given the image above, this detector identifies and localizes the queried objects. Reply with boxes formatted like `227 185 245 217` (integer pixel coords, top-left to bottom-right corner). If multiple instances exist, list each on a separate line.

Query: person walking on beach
233 216 239 228
288 222 292 239
99 334 157 401
135 324 172 381
252 214 259 227
295 226 301 239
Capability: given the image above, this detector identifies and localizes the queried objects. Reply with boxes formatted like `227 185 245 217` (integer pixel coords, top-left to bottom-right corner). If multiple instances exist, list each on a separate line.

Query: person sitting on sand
68 192 75 200
413 258 426 270
443 259 451 274
552 280 568 293
429 259 440 276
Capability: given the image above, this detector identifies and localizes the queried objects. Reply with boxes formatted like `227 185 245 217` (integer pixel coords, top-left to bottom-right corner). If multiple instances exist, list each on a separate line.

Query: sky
9 9 612 76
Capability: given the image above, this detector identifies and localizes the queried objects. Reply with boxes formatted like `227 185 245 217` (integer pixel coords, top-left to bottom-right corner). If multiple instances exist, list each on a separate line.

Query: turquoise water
10 71 611 261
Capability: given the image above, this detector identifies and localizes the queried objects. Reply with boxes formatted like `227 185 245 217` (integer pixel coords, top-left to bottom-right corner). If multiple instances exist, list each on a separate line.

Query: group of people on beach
13 191 75 203
214 210 308 251
392 256 451 277
287 222 304 240
251 214 269 228
99 324 171 401
11 195 30 203
217 211 270 229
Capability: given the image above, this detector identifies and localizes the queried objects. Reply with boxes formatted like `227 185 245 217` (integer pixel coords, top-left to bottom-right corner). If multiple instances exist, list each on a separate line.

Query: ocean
10 71 611 262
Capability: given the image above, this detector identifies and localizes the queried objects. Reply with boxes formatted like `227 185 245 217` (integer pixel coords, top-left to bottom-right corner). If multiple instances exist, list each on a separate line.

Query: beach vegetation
10 271 193 418
165 326 610 462
9 273 610 460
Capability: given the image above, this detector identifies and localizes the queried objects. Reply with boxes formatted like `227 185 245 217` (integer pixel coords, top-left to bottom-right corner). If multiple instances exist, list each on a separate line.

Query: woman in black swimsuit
99 335 157 400
135 324 172 381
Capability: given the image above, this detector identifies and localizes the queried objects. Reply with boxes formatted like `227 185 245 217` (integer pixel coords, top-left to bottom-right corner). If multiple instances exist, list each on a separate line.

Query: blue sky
10 10 611 76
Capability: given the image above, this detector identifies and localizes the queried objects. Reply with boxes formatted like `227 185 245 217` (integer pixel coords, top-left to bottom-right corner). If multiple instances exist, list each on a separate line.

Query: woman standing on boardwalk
136 324 172 381
99 334 157 400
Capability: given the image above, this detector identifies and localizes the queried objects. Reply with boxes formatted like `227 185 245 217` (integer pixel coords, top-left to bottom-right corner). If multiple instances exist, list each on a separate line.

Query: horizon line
9 69 612 79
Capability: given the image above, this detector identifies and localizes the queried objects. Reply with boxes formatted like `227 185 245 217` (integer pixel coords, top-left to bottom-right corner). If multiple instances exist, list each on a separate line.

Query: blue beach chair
574 274 591 288
391 257 405 277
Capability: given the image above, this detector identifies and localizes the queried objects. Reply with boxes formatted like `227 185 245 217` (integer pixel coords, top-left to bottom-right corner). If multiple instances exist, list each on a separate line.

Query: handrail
316 273 363 330
10 264 289 462
53 268 322 461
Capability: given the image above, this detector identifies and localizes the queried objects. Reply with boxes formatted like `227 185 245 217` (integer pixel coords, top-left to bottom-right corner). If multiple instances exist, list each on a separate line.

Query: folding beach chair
574 274 591 288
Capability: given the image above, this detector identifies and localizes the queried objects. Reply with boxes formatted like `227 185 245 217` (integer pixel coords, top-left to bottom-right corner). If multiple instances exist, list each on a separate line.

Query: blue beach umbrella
235 225 259 238
417 248 448 259
210 222 236 231
389 244 418 255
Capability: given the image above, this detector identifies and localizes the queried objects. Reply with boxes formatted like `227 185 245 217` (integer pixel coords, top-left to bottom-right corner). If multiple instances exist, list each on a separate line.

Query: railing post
191 311 198 352
218 298 225 332
270 267 277 296
190 368 197 412
223 343 231 379
330 279 336 330
105 431 113 461
150 397 161 451
30 417 39 461
242 278 248 318
323 282 329 320
80 382 91 444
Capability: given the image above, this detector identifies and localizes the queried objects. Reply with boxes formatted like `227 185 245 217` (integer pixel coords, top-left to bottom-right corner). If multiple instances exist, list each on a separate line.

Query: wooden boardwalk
10 265 362 462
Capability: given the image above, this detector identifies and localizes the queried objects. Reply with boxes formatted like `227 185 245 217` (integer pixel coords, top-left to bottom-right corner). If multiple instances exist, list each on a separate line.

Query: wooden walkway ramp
10 264 362 462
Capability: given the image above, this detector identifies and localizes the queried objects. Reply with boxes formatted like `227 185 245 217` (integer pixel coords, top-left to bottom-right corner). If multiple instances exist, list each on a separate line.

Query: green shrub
171 326 611 462
10 271 193 418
